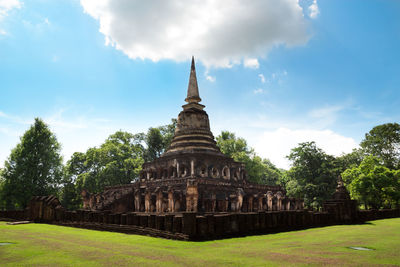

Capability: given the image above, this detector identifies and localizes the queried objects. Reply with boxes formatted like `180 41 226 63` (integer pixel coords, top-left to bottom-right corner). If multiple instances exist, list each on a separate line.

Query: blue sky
1 0 400 169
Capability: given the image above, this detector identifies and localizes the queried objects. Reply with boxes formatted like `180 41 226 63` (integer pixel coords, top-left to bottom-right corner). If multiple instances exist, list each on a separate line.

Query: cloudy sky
1 0 400 169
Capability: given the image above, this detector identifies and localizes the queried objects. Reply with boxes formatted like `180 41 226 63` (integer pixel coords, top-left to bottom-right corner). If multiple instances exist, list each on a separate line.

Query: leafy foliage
144 119 177 161
284 142 337 210
216 131 282 185
342 155 400 209
0 118 63 209
334 148 365 174
68 131 145 195
360 123 400 169
59 120 176 208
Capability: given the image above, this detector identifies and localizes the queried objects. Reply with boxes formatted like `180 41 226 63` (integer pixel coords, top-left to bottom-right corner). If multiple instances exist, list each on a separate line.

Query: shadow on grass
352 221 375 226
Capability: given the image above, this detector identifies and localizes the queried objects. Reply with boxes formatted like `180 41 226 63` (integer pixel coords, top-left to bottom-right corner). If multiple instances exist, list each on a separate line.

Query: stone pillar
186 180 198 212
258 195 264 211
145 191 151 212
267 191 273 211
248 196 254 212
168 190 174 212
276 191 283 211
156 190 163 212
134 190 140 212
191 159 195 177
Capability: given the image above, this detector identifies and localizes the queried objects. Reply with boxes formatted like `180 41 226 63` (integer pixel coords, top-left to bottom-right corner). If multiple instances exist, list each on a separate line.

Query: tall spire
185 56 202 104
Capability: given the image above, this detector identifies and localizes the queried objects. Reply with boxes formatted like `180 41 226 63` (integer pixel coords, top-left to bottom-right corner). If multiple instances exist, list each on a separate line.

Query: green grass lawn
0 218 399 267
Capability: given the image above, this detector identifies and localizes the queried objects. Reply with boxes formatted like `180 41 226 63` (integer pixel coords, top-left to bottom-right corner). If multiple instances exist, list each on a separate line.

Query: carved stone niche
162 169 168 179
168 166 176 178
231 168 238 181
211 166 219 178
198 164 208 177
221 166 230 180
179 164 188 178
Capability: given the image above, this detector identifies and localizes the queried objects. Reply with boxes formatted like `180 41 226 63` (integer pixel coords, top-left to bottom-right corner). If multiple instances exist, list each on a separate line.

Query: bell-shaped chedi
162 57 223 157
82 57 287 214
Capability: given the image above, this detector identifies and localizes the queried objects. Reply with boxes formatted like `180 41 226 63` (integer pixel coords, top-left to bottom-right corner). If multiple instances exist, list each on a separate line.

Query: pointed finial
337 175 344 187
185 56 202 104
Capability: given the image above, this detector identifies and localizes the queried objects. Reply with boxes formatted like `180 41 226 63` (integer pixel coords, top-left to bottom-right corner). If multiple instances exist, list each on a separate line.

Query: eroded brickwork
81 57 303 215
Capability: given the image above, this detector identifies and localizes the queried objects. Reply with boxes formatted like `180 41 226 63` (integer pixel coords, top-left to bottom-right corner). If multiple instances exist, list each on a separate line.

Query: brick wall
1 208 399 240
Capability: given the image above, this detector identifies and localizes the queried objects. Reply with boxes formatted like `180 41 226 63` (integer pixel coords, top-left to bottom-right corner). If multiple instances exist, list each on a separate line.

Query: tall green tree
70 131 145 195
216 131 281 185
335 148 365 174
285 141 337 210
342 155 400 209
144 119 177 161
0 118 63 209
360 123 400 169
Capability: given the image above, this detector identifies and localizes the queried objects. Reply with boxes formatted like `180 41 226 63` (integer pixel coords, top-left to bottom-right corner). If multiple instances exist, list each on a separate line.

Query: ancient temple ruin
3 58 399 241
82 57 303 214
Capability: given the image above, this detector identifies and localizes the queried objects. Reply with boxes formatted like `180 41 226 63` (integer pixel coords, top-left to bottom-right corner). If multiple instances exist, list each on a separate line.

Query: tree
144 119 177 161
335 148 364 174
342 155 400 209
360 123 400 169
70 131 145 195
144 128 164 161
63 119 176 204
0 118 63 209
285 142 337 210
216 131 281 185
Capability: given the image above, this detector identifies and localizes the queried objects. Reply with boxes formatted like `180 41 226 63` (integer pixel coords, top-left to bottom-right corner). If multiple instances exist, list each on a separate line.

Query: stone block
133 213 139 226
253 213 260 231
246 213 254 232
206 214 215 236
165 215 174 232
271 212 278 228
71 211 77 222
126 213 133 225
229 214 239 233
196 216 208 238
139 215 149 227
155 215 165 230
173 216 182 233
149 215 156 228
214 215 224 237
265 212 272 228
238 213 247 233
121 214 127 225
258 212 266 230
182 212 196 236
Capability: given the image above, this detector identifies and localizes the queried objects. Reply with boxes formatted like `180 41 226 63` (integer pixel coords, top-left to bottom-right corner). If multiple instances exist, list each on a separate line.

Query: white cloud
253 88 264 94
204 70 216 82
206 75 216 82
254 128 358 169
0 0 21 34
244 58 259 69
258 74 266 83
80 0 310 68
309 0 319 19
0 0 21 18
309 105 344 119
